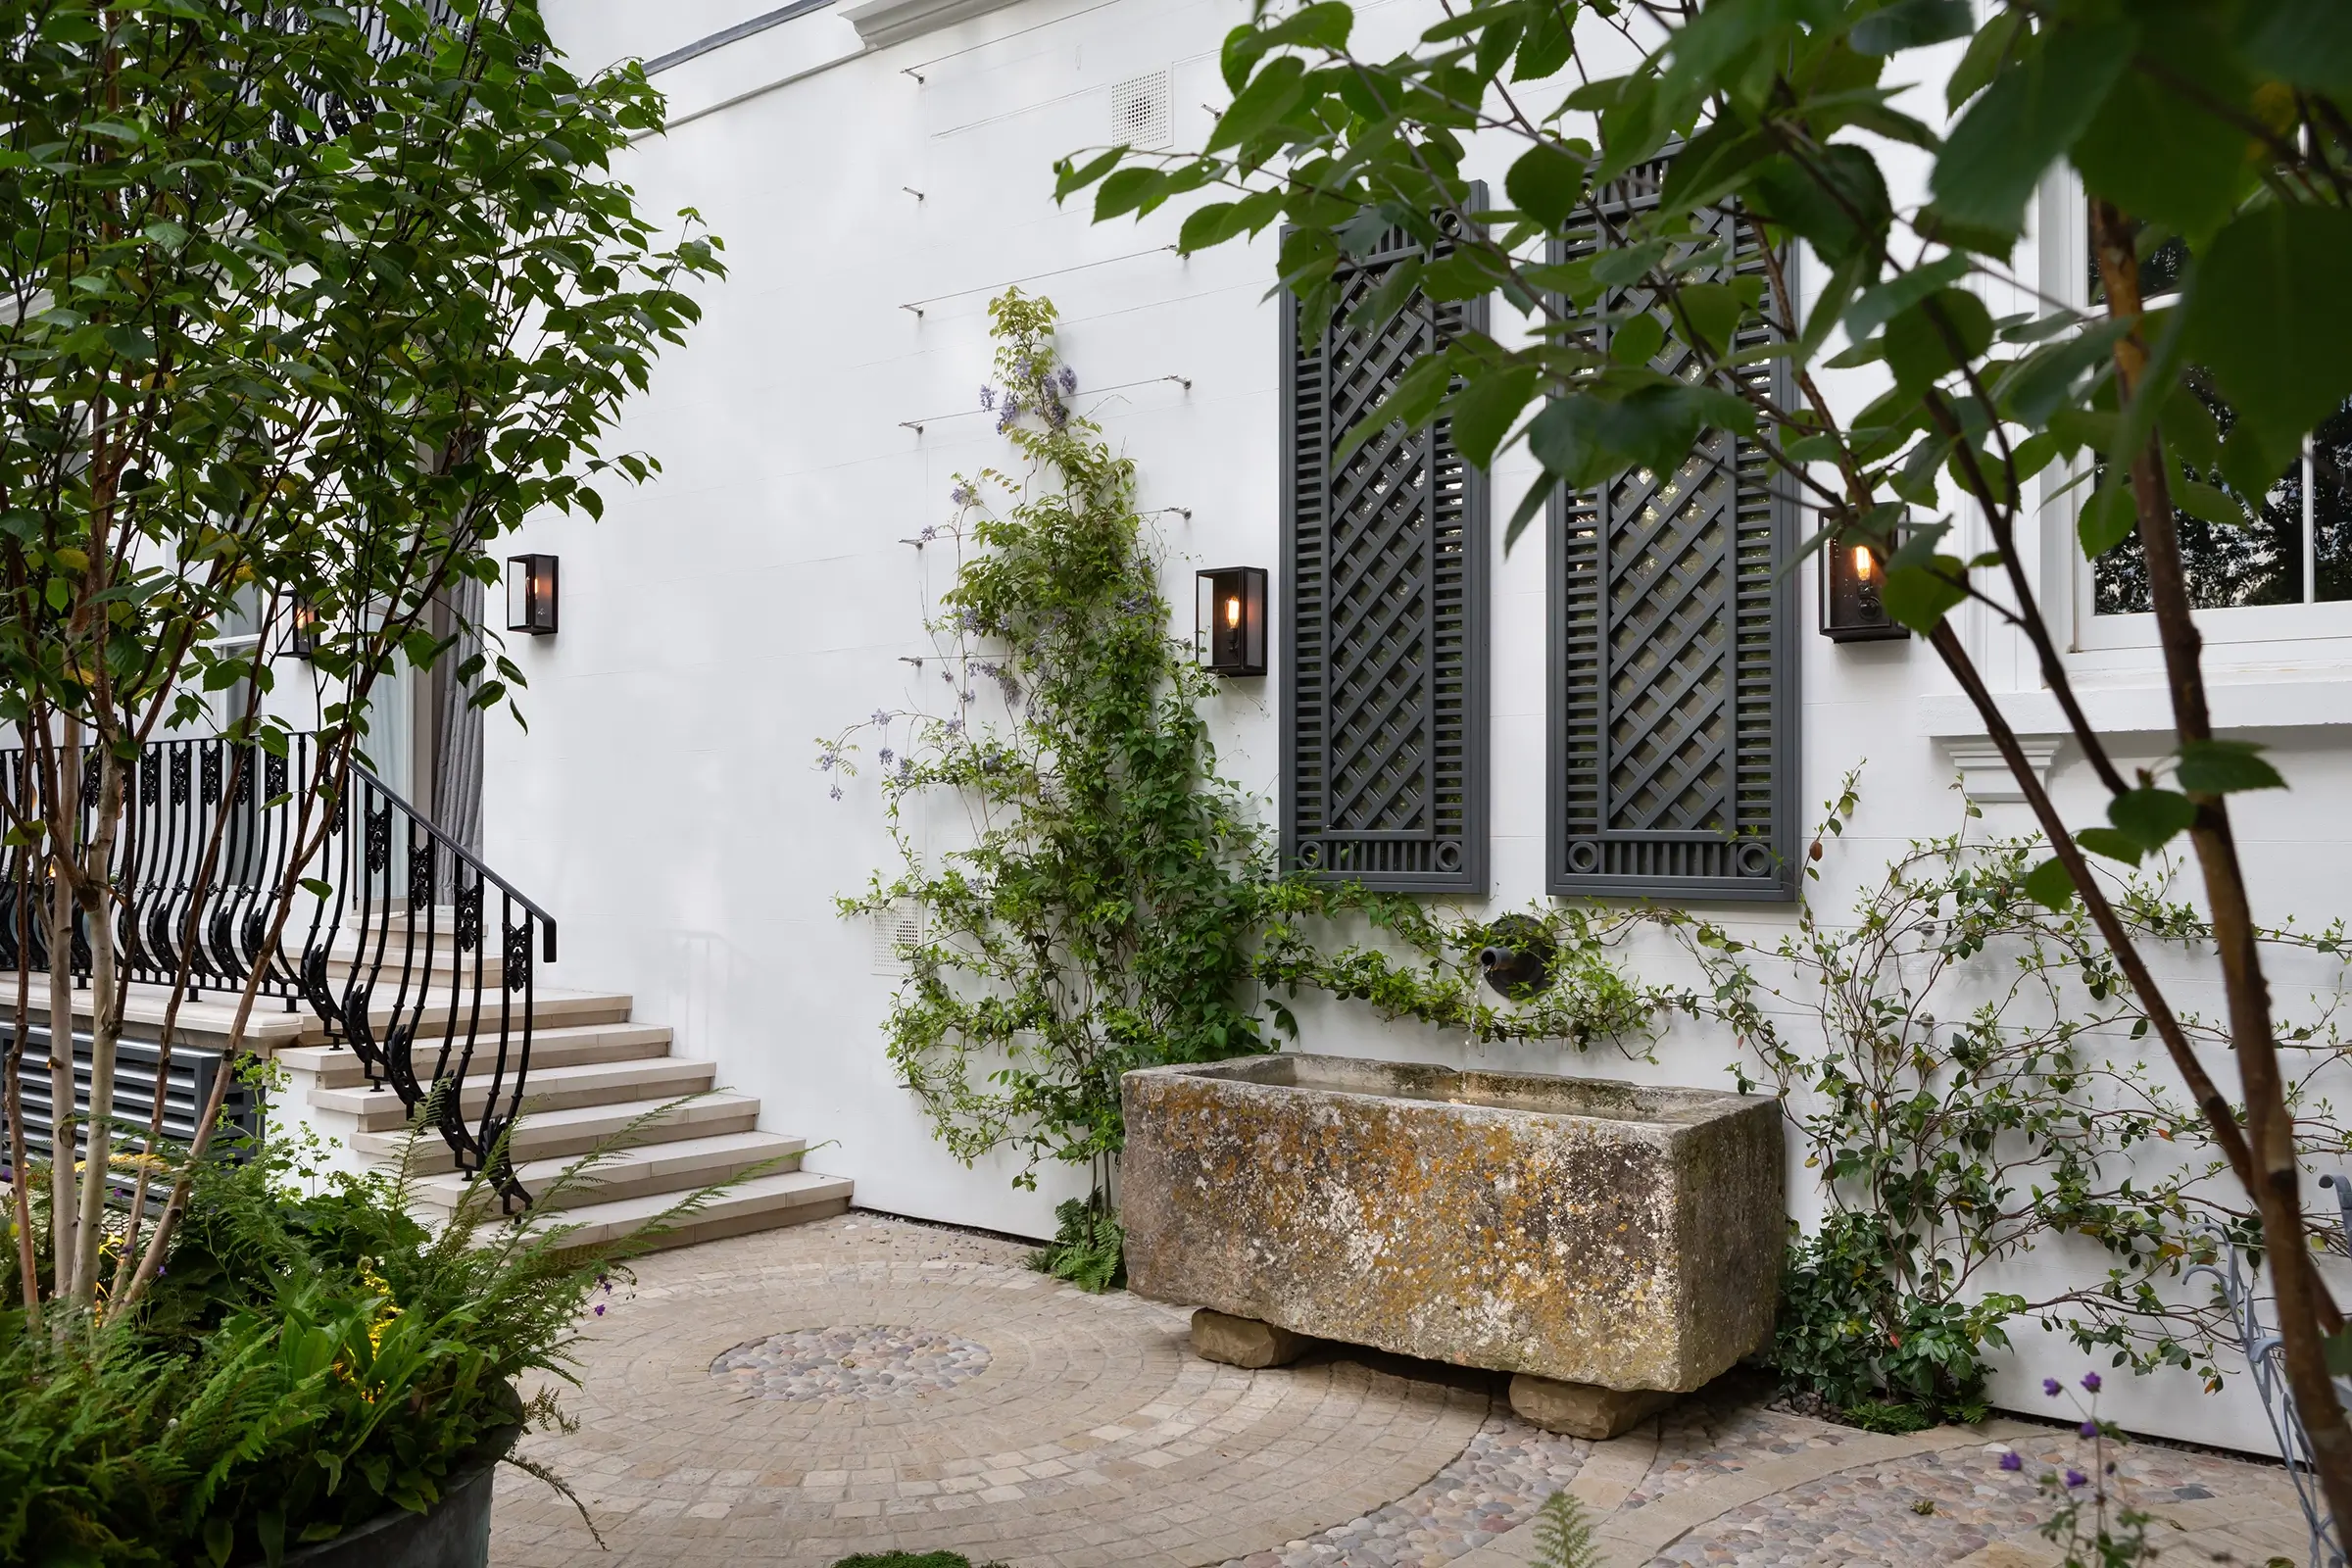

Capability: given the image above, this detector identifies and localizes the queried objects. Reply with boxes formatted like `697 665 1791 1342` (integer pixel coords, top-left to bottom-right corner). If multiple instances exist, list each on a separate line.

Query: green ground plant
0 1117 629 1566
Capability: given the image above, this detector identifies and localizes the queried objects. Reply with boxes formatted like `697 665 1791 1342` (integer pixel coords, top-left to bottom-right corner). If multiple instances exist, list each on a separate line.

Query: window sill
1918 675 2352 801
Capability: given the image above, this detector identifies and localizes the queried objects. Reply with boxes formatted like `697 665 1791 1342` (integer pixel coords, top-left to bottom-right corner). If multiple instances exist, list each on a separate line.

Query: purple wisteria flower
997 399 1022 433
919 524 938 542
1998 1451 2023 1472
951 483 976 507
870 709 891 726
829 784 844 801
1056 365 1077 394
979 387 995 410
877 748 894 766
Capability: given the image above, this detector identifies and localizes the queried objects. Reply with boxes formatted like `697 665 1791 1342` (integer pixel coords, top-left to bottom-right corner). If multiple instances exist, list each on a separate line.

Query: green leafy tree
1056 0 2352 1521
0 0 719 1329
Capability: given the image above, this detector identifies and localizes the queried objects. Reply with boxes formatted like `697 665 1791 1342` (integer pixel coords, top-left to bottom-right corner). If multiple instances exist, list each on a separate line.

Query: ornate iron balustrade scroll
0 733 555 1207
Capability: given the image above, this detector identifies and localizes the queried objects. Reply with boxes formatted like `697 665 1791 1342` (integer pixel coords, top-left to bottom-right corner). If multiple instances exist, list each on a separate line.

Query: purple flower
2064 1468 2087 1490
979 387 995 410
1056 366 1077 394
871 709 891 726
2043 1378 2063 1397
944 717 962 736
2079 1420 2099 1439
1997 1451 2023 1472
919 524 938 542
593 1302 606 1316
877 748 894 766
829 784 843 801
2081 1372 2102 1393
951 483 976 507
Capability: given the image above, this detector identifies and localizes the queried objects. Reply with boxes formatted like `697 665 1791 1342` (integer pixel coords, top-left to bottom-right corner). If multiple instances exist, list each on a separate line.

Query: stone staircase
274 977 851 1250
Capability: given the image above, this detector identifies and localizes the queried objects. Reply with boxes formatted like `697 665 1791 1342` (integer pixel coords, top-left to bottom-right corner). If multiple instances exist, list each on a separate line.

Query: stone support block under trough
1190 1309 1315 1368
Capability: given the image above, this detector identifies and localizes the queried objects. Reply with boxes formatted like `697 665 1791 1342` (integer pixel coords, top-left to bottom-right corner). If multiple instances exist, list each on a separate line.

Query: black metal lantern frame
1196 566 1267 676
1820 528 1909 643
507 553 559 636
285 598 322 660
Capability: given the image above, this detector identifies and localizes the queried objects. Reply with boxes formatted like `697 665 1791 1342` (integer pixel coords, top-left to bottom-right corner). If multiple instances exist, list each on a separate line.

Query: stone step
412 1130 807 1215
350 1090 762 1172
314 1054 714 1131
522 1168 853 1252
318 951 510 990
323 987 635 1044
279 1021 674 1090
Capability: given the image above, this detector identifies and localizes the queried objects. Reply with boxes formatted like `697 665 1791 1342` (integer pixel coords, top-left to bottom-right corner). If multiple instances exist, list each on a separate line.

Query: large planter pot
243 1428 515 1568
1120 1054 1785 1395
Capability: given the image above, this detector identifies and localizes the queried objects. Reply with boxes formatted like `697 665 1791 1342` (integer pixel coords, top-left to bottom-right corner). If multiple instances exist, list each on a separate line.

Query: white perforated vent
1109 70 1171 150
870 899 925 978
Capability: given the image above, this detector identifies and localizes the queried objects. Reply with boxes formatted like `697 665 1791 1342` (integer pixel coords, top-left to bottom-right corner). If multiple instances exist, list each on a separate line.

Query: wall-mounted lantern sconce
1821 535 1907 643
1196 566 1267 676
285 599 321 660
506 554 559 636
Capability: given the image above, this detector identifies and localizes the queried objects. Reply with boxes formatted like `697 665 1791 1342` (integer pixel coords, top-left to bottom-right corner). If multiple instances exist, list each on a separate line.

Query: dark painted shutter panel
1282 204 1489 894
1547 160 1800 901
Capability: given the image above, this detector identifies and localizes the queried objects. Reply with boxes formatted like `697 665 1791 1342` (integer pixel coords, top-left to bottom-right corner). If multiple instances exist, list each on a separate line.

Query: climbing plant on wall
823 291 1274 1276
1678 774 2352 1421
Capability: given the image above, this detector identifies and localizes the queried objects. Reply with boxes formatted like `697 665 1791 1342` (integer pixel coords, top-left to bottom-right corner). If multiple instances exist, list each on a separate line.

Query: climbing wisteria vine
819 290 1275 1258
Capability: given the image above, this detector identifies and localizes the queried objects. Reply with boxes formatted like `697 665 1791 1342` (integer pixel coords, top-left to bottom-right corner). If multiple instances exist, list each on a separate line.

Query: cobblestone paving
1618 1385 1860 1513
1649 1425 2301 1567
489 1213 2310 1568
710 1324 994 1401
1221 1416 1588 1568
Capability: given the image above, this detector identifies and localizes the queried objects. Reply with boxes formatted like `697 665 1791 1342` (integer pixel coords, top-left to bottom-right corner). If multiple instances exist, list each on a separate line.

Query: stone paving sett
491 1214 2313 1568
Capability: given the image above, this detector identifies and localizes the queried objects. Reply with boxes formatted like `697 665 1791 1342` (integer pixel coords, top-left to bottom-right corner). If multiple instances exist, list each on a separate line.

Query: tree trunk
2089 197 2352 1542
69 747 122 1311
43 715 79 1308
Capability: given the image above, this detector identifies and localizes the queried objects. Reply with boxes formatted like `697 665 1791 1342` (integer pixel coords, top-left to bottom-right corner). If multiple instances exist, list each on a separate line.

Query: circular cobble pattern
710 1324 993 1400
490 1215 1491 1568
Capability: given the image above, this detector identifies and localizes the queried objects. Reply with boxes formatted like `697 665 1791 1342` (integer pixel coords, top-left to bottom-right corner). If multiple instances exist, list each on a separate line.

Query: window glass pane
2087 227 2190 305
2093 368 2302 613
2315 399 2352 601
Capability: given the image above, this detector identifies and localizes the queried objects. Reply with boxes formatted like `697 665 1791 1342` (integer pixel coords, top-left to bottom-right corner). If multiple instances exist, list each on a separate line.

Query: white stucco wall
496 0 2352 1454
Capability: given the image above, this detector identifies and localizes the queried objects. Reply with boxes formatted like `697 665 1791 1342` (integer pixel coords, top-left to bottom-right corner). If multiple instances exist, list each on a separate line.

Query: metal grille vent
1109 71 1171 150
3 1029 260 1207
1547 160 1797 901
870 899 924 978
1282 193 1490 893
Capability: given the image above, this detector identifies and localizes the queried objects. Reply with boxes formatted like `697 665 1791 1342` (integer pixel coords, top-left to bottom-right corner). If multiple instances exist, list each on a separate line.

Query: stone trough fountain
1119 1054 1785 1437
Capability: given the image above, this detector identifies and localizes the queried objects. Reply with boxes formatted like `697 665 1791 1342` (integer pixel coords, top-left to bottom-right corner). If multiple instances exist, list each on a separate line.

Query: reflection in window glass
2093 368 2302 613
2087 230 2189 306
2315 400 2352 601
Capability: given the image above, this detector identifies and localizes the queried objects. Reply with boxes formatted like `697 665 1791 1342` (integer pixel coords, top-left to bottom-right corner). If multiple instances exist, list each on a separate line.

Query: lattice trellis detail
1547 159 1798 901
1282 203 1489 893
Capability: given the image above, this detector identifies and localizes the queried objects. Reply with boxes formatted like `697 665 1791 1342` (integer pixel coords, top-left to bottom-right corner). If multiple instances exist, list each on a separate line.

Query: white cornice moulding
1935 735 2063 803
840 0 1024 46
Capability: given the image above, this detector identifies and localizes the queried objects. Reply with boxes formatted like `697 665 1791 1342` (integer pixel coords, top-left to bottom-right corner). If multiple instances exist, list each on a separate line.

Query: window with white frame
2086 223 2352 614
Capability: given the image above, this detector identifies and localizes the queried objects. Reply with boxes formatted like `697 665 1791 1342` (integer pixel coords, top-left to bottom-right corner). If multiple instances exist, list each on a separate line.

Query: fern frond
1532 1491 1601 1568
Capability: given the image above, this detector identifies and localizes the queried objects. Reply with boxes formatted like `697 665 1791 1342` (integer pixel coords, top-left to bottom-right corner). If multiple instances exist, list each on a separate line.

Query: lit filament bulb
1225 595 1243 629
1852 544 1874 580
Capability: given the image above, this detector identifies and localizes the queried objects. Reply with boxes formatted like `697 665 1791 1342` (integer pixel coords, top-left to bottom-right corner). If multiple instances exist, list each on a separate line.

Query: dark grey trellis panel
1546 160 1800 901
1282 204 1489 893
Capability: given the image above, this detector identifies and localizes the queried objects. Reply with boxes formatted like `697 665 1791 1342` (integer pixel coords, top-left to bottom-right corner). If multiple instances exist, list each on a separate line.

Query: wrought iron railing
0 733 554 1205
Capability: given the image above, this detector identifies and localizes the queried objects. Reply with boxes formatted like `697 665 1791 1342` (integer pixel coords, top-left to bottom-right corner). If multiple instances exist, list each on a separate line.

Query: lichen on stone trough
1119 1054 1784 1405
